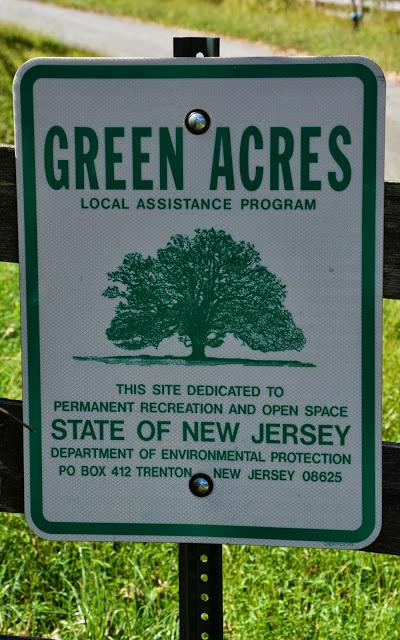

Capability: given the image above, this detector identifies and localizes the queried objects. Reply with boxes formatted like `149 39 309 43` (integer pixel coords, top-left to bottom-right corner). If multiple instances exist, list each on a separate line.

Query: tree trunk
188 340 206 360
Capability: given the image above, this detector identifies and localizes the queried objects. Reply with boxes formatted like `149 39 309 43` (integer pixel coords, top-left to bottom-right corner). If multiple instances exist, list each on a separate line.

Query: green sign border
19 61 378 542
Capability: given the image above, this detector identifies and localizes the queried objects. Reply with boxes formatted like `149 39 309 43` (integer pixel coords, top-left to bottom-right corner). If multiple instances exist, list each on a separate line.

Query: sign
14 57 384 547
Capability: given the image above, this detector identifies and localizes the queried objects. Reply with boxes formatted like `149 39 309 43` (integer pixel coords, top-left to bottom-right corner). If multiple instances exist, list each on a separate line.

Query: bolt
185 110 210 134
189 473 213 497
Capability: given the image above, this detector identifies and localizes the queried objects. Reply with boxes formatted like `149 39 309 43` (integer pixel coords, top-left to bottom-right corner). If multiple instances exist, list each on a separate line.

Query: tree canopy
103 228 305 360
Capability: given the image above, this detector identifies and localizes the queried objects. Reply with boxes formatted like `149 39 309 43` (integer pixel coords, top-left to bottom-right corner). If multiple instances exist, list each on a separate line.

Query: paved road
0 0 280 58
1 0 398 180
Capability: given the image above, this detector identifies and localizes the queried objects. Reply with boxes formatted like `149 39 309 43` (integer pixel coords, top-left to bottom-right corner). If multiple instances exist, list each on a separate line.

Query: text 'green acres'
44 125 352 193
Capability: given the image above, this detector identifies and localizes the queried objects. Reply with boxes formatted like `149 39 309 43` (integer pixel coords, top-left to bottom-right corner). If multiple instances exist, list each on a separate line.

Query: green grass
0 518 180 639
0 263 21 398
382 297 400 441
36 0 400 73
0 22 93 145
0 20 400 640
0 514 400 639
0 23 92 396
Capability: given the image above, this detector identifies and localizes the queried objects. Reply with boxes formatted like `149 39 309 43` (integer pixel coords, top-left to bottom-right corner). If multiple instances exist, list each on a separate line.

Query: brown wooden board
0 399 24 514
0 146 18 263
384 182 400 299
0 397 399 555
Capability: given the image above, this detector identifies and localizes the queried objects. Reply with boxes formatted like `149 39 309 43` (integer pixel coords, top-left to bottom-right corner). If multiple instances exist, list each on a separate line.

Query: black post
350 0 363 28
0 636 51 640
179 543 223 640
173 37 220 58
173 36 223 640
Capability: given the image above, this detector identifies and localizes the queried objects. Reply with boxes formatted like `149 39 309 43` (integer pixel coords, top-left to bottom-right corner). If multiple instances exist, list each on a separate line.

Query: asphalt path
1 0 398 180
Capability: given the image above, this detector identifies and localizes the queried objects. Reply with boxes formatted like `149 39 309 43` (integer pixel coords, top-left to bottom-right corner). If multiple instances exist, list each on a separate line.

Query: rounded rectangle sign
14 56 384 547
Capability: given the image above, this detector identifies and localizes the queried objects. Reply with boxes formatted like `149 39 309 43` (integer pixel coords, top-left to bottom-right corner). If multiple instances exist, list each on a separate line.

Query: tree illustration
103 229 305 360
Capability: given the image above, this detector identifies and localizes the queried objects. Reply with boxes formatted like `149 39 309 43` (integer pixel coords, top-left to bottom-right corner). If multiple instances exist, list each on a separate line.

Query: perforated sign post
14 54 384 554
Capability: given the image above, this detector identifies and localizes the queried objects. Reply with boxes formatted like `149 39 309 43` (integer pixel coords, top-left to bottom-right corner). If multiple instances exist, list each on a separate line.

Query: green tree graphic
103 229 305 360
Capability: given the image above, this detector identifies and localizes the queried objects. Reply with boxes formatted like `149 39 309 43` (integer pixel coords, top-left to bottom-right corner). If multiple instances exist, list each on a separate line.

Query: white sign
14 57 384 547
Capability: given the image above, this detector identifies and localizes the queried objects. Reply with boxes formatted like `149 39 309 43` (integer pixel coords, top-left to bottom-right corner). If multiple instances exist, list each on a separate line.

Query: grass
382 297 400 441
0 22 93 145
0 23 92 394
0 263 21 398
0 519 180 639
36 0 400 73
0 519 400 639
0 19 400 640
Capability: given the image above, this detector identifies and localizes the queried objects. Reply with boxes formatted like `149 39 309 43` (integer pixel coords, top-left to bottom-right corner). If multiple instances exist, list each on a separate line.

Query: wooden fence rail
1 144 400 555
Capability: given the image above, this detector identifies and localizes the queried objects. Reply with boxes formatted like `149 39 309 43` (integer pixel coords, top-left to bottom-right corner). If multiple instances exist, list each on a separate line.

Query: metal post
173 37 220 58
173 36 223 640
179 544 223 640
350 0 363 28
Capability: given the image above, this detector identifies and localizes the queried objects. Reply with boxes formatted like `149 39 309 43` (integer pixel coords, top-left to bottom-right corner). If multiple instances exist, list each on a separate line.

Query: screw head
189 473 213 497
185 109 210 134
